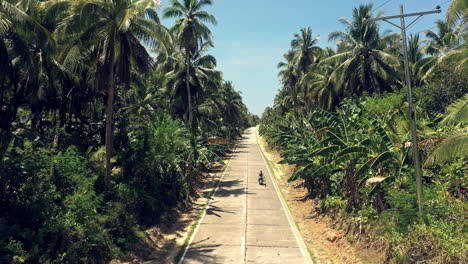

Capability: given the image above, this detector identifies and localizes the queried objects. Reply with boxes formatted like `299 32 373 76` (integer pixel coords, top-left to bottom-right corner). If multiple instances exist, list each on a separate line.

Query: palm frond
424 131 468 167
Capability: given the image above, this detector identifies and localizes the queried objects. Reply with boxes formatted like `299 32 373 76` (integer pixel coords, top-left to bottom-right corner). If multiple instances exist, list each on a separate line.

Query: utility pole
366 5 441 219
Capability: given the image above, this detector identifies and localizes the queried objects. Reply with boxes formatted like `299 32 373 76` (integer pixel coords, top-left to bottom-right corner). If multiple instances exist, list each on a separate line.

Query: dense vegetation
0 0 258 262
260 3 467 263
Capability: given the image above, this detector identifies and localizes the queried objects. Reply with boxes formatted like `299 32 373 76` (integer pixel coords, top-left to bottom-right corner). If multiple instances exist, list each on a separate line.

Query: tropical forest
1 0 256 262
0 0 467 263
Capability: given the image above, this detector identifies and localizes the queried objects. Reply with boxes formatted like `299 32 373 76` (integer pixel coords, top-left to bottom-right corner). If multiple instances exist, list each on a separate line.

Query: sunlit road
181 128 312 264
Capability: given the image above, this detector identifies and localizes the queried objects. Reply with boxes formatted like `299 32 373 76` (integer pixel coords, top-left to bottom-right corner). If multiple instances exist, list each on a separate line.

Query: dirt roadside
256 131 364 264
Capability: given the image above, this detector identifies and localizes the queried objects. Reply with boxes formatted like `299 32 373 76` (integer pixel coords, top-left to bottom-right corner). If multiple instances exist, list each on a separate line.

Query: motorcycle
258 173 266 186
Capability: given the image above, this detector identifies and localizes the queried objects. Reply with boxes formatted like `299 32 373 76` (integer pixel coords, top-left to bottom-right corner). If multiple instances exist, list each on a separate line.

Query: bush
391 220 467 263
383 175 467 263
0 142 113 263
120 115 190 226
321 196 347 216
363 90 406 116
427 158 468 197
418 64 468 114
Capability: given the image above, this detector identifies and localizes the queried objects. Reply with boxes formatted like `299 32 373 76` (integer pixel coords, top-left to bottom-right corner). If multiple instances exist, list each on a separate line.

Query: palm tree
42 0 165 191
326 4 400 97
423 20 461 56
0 0 52 165
408 34 424 65
163 0 217 127
166 41 221 124
290 27 322 75
219 81 245 139
425 94 468 167
164 40 221 196
272 88 295 117
300 48 340 110
277 51 299 114
407 34 425 86
415 19 464 81
446 0 468 27
277 28 321 117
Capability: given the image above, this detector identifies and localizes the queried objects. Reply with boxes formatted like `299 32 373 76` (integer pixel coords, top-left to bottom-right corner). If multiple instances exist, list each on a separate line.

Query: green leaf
336 146 371 158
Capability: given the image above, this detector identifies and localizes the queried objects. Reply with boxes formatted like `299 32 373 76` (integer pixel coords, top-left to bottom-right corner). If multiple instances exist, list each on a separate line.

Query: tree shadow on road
182 238 224 264
205 202 237 217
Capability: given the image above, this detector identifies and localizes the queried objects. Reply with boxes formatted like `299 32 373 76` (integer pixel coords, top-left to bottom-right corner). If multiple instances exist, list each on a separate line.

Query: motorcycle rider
258 170 265 185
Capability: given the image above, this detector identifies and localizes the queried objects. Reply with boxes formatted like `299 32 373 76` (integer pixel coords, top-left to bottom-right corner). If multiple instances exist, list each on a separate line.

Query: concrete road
181 128 312 264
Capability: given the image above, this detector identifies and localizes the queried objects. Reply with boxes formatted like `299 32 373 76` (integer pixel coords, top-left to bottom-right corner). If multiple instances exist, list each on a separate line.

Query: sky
158 0 450 116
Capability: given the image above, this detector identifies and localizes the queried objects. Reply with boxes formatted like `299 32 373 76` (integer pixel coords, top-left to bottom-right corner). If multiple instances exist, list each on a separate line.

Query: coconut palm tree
423 20 461 56
42 0 165 191
166 41 221 124
290 27 322 75
446 0 468 27
219 81 245 139
163 0 217 127
326 4 400 97
277 28 321 116
277 51 300 114
408 34 424 65
407 34 425 86
300 48 340 110
0 0 52 165
415 19 465 81
425 94 468 167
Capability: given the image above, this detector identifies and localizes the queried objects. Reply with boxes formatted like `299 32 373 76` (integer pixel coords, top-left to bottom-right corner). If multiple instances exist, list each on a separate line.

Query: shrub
121 115 190 225
418 64 468 114
0 142 113 263
391 220 467 263
321 196 347 216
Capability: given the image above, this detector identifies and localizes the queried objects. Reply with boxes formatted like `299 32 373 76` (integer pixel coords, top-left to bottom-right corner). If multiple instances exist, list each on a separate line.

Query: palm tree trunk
0 77 21 168
53 79 68 150
185 49 200 198
186 50 193 126
105 27 116 193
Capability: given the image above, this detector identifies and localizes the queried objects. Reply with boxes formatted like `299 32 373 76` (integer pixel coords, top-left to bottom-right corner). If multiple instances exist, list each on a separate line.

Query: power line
372 0 392 13
373 0 393 12
407 15 425 30
414 25 438 36
437 0 452 7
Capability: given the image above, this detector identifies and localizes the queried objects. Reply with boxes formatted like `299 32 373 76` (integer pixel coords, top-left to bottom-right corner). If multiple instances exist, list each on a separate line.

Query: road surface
181 128 312 264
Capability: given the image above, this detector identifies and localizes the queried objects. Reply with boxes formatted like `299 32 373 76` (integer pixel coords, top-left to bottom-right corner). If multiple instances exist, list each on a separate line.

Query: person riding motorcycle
258 170 265 185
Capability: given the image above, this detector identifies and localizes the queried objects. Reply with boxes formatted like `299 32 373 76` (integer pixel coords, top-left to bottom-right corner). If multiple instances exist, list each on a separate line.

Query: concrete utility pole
366 5 441 218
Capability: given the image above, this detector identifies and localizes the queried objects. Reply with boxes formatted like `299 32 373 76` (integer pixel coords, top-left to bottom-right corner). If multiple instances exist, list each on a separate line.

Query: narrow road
181 128 312 264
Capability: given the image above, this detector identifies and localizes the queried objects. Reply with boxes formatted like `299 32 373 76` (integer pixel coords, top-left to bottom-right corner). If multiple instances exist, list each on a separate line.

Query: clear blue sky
159 0 450 116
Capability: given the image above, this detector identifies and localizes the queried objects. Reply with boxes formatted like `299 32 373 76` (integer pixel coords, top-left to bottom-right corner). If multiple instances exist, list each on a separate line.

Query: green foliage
389 194 467 263
120 115 190 225
263 99 407 206
418 64 468 114
261 87 467 262
384 177 419 231
321 196 347 216
426 158 468 196
362 90 406 116
261 2 468 261
0 142 113 263
1 0 253 261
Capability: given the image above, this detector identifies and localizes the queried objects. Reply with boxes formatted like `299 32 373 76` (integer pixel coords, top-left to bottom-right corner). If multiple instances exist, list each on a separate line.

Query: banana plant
424 94 468 167
270 99 410 207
